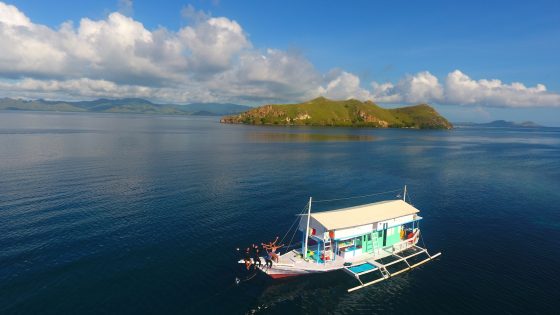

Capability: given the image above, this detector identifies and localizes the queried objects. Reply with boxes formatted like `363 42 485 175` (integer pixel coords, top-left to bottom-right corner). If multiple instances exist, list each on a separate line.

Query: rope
285 218 301 253
312 188 402 203
278 215 300 245
236 269 259 284
406 189 414 205
279 202 308 245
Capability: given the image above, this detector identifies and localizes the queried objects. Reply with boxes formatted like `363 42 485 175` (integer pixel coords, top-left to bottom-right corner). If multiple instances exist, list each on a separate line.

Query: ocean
0 111 559 314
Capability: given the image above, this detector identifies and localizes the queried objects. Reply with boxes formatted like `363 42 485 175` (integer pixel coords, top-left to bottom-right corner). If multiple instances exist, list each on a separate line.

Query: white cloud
401 71 443 103
0 8 186 84
0 77 218 103
179 16 250 73
371 82 399 103
318 71 372 101
0 2 326 103
371 70 560 107
444 70 560 107
0 2 558 108
371 71 443 104
215 49 322 101
0 2 30 26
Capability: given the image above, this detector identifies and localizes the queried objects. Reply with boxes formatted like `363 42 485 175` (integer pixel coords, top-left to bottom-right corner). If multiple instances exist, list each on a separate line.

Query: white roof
310 199 419 231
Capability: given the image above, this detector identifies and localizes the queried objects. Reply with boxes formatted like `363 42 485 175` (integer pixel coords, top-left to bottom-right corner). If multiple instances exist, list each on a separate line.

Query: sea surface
0 111 559 314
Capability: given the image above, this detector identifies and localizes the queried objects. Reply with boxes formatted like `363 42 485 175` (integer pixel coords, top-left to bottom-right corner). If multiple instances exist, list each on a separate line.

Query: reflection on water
1 112 560 314
248 132 376 142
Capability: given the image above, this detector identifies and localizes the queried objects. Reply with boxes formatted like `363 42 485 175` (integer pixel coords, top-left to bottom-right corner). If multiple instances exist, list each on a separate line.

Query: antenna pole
403 185 407 203
303 197 312 260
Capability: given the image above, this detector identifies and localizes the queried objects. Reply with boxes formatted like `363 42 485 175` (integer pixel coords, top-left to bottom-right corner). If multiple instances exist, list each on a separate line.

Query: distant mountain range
0 98 251 116
221 97 453 129
454 120 544 128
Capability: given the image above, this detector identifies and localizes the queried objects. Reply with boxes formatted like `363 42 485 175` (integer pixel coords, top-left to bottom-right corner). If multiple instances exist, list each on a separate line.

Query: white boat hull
261 265 322 279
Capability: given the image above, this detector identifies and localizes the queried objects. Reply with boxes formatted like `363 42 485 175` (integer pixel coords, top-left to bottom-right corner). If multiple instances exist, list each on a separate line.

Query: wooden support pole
348 277 388 292
347 252 442 293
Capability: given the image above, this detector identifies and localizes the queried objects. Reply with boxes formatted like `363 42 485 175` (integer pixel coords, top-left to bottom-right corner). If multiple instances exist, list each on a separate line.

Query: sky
1 0 559 124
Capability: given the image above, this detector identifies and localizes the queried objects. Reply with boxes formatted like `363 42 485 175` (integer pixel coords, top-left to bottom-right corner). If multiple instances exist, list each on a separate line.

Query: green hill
220 97 452 129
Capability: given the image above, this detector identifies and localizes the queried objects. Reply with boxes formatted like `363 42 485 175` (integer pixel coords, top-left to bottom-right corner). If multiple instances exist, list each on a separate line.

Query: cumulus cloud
0 8 186 84
179 16 250 73
0 2 30 26
318 70 372 101
372 71 443 104
444 70 560 107
0 2 558 107
371 70 560 107
0 3 260 102
0 77 219 103
0 2 339 103
217 49 322 101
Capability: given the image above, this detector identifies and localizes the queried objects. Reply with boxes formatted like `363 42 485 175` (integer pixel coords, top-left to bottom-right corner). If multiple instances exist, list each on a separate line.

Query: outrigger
239 186 442 292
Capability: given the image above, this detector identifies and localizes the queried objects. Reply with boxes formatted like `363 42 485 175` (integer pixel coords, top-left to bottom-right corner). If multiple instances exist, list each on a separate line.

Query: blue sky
1 0 560 124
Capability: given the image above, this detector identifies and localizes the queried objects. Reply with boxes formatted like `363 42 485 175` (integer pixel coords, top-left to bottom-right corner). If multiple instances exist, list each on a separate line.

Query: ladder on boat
368 259 390 279
324 239 332 262
379 266 390 279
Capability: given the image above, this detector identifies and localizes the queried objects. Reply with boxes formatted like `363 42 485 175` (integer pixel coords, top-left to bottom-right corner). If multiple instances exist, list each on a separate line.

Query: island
220 97 453 129
0 97 250 116
454 120 543 128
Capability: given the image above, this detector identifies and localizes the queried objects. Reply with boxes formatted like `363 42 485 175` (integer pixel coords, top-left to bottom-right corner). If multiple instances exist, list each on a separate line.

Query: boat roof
311 199 419 230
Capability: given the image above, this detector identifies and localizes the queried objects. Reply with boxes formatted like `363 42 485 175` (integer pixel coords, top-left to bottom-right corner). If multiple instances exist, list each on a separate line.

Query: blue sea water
0 111 559 314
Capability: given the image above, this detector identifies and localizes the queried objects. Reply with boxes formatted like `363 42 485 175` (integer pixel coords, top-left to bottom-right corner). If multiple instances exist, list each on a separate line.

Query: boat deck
274 236 417 272
274 249 346 272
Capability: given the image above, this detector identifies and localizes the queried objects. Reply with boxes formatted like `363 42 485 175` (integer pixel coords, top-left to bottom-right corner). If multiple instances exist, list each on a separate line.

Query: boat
239 186 442 292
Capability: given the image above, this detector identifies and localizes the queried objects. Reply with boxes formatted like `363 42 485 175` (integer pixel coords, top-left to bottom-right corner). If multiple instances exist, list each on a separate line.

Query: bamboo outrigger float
239 186 442 292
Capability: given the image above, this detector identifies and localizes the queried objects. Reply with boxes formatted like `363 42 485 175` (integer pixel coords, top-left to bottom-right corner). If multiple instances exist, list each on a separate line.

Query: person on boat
269 243 284 263
264 249 273 268
243 247 252 270
262 237 284 263
251 244 262 268
262 236 281 251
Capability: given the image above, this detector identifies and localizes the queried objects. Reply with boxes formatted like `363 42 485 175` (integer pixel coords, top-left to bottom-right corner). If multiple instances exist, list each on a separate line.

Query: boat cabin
298 199 422 263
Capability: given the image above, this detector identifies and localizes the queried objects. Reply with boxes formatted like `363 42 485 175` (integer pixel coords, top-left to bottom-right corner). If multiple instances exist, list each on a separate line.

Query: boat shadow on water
243 268 423 314
242 270 349 314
